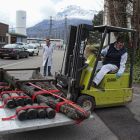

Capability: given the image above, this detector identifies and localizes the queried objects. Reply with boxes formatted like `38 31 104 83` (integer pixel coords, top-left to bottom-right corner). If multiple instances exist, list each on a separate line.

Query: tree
92 11 103 26
108 0 128 28
88 11 103 44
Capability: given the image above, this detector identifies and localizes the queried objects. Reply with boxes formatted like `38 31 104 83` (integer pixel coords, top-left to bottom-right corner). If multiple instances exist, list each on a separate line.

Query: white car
26 44 39 56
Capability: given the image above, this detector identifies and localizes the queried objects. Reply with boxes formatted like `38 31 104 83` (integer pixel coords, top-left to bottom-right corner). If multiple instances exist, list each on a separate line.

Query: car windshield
28 46 34 49
3 44 19 48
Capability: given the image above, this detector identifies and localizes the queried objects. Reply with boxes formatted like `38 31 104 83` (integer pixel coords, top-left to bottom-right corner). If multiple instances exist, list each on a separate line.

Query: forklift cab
56 24 136 112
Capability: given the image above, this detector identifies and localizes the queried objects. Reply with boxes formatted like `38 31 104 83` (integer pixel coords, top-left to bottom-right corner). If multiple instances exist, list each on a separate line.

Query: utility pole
49 16 53 38
64 15 68 44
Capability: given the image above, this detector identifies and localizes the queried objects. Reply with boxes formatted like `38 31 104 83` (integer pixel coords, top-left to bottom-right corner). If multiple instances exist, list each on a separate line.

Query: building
27 38 64 48
7 32 27 44
27 38 42 44
16 10 26 35
0 22 9 48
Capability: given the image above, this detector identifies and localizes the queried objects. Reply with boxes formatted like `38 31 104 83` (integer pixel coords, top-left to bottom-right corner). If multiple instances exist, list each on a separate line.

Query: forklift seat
107 69 118 74
99 73 130 89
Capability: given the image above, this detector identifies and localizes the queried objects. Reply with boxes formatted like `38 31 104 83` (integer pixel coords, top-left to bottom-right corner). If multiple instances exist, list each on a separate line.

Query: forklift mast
64 26 77 76
64 24 92 80
58 24 93 100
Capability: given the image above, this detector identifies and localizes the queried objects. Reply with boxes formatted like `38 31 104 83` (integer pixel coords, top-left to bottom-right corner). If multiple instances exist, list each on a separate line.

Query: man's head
115 36 124 49
46 38 50 46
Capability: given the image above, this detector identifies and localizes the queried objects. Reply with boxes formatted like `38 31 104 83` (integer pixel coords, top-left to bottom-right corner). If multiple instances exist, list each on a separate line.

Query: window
0 36 6 43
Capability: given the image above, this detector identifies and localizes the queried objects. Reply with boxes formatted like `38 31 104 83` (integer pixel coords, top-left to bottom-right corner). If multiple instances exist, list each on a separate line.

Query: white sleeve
118 52 128 74
52 45 54 53
101 46 109 56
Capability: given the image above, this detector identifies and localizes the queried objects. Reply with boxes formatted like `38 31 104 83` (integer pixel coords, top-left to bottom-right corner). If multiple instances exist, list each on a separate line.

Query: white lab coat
42 45 53 67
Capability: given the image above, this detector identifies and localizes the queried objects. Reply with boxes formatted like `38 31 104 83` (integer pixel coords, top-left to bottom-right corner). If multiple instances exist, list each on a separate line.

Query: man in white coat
93 36 128 87
43 38 53 76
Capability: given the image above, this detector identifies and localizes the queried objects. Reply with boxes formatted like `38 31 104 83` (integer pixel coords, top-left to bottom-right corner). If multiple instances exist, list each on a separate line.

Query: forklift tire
77 95 95 112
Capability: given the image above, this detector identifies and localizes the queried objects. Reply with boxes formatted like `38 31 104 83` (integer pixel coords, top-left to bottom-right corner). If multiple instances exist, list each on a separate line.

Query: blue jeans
43 58 52 76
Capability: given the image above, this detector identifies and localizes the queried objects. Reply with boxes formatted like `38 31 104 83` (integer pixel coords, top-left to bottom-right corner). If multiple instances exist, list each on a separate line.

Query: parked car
16 42 27 45
26 44 39 56
0 44 29 59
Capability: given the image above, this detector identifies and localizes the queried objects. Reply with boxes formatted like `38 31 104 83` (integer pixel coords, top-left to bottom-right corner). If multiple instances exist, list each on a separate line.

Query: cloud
51 0 63 3
55 0 104 12
0 0 103 27
0 11 10 24
0 0 56 27
40 3 57 20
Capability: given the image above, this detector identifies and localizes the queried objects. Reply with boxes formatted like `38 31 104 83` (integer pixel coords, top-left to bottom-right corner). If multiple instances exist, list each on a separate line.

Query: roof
0 22 8 26
81 24 136 33
93 25 136 33
8 32 27 37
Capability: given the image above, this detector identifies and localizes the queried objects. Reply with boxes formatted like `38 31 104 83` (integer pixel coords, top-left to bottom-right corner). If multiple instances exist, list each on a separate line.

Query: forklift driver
93 35 128 87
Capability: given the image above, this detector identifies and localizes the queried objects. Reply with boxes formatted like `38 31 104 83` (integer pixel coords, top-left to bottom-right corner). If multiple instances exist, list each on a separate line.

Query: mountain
27 5 97 38
56 5 97 19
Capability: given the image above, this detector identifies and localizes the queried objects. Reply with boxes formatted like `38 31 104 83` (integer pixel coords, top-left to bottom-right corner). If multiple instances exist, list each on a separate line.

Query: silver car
26 44 39 56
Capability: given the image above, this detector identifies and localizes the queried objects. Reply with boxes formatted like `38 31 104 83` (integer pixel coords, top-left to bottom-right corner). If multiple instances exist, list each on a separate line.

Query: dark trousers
43 58 51 76
48 66 51 76
43 58 48 76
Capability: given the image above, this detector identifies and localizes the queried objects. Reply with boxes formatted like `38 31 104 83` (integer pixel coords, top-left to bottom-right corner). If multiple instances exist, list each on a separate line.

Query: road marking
2 61 25 68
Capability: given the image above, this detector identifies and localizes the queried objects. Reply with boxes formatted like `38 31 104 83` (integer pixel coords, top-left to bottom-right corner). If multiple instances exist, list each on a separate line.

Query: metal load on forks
0 68 93 135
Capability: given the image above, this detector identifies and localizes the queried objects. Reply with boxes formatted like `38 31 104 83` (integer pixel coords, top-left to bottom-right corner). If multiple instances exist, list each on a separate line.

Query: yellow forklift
55 24 137 112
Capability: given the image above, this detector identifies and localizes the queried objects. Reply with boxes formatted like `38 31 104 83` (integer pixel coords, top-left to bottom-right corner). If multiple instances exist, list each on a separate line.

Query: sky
0 0 104 28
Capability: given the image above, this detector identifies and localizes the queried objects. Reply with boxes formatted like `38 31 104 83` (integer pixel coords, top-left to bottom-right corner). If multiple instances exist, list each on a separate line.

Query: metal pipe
87 27 108 90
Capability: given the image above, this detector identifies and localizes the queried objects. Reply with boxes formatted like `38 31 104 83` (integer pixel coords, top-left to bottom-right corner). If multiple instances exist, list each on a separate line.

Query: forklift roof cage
85 25 137 89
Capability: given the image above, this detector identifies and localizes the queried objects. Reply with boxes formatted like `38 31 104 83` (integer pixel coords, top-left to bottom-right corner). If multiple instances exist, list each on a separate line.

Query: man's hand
116 72 123 78
101 51 107 57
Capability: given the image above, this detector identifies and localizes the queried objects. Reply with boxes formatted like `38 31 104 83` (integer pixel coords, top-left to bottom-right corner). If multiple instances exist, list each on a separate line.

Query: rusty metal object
1 69 90 120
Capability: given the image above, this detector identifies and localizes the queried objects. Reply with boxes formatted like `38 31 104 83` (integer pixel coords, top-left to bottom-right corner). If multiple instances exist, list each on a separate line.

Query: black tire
77 95 95 112
0 56 4 59
36 52 39 55
31 52 34 56
25 53 29 58
15 54 19 60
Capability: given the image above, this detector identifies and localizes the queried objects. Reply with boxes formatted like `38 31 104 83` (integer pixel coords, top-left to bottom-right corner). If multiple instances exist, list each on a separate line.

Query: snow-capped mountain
56 5 97 20
27 5 97 38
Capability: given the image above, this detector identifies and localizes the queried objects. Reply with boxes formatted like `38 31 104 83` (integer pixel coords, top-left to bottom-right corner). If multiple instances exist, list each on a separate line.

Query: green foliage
88 31 102 45
134 42 140 83
87 11 103 45
126 61 140 84
133 64 140 83
135 47 140 63
92 11 103 26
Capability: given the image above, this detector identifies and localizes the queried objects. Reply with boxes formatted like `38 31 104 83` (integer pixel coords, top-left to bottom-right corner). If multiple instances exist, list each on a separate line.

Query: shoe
48 73 53 76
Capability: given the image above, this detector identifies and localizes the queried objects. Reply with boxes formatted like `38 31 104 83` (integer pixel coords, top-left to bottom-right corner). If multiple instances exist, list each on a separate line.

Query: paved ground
0 49 140 140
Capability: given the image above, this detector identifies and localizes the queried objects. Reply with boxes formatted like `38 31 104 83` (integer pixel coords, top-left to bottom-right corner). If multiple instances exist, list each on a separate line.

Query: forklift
0 24 136 134
55 24 137 112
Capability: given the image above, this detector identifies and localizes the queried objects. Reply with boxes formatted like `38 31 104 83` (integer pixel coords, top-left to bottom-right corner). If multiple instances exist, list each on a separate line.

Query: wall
0 23 8 47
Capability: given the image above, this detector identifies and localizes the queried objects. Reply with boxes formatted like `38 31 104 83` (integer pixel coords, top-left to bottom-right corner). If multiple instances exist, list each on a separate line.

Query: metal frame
87 25 136 89
87 27 108 89
55 24 136 100
0 68 94 134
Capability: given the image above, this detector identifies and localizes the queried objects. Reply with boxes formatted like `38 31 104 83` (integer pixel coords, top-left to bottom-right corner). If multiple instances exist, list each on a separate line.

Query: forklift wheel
77 95 95 112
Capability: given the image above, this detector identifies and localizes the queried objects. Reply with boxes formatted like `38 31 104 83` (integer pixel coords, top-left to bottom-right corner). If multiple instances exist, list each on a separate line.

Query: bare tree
107 0 129 27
